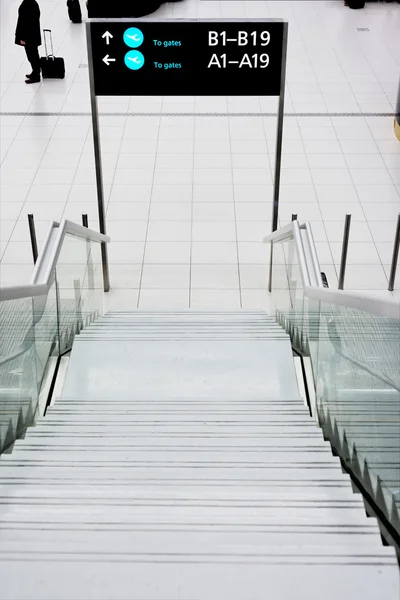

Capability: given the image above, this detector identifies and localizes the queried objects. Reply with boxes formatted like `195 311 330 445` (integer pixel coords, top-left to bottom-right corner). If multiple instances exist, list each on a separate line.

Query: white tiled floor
0 0 400 309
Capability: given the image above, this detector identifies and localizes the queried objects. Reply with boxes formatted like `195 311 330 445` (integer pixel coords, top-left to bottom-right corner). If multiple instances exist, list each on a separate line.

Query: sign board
89 20 284 96
86 19 288 292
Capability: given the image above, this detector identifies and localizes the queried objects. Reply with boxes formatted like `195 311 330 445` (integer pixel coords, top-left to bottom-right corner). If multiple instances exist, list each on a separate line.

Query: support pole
338 214 351 291
86 22 110 292
269 22 288 293
388 213 400 292
28 214 38 264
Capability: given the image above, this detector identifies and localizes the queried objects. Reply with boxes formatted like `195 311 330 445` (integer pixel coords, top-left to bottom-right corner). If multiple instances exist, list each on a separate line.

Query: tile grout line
361 116 398 287
189 115 196 308
2 114 60 268
0 112 396 118
136 109 163 308
297 115 338 282
0 114 30 254
337 115 389 287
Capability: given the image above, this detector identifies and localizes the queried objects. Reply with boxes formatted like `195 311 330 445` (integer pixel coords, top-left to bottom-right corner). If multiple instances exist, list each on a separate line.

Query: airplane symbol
124 50 145 70
123 27 144 49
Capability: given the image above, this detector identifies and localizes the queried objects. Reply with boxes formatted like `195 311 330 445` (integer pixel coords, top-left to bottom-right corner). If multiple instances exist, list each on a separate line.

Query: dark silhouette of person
15 0 42 84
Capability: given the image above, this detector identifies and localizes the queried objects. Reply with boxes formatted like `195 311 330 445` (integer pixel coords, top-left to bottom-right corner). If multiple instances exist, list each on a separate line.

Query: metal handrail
264 221 400 321
0 220 110 303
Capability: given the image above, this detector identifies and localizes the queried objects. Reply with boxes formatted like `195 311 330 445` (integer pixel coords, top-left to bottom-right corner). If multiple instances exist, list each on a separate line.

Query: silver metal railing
264 220 400 320
0 220 110 303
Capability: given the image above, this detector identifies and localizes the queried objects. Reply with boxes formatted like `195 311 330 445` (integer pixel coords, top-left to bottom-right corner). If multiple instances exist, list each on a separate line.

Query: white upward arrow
102 31 113 45
102 55 116 66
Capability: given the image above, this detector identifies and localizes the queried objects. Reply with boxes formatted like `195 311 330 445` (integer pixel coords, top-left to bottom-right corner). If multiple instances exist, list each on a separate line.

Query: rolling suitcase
67 0 82 23
40 29 65 79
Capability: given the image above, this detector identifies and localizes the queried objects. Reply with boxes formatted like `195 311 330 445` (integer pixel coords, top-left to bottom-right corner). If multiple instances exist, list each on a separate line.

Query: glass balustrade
0 228 105 454
269 224 400 537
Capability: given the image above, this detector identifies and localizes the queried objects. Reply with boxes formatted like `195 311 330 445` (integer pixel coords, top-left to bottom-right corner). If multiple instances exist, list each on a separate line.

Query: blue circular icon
123 28 144 48
124 50 145 70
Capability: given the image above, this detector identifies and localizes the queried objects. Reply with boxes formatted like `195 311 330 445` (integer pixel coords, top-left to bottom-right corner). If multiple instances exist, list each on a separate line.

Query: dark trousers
25 45 40 78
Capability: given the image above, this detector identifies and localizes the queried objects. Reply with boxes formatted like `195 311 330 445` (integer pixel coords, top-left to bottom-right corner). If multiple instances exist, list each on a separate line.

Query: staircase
0 311 398 599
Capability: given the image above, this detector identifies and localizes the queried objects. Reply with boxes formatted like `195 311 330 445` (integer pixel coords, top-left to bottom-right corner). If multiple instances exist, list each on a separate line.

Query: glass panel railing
315 305 400 514
0 224 107 455
55 233 104 354
32 279 60 389
269 229 400 537
0 296 39 453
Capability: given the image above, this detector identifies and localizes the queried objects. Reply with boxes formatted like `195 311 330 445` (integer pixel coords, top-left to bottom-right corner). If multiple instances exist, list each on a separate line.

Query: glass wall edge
0 284 48 302
304 286 400 321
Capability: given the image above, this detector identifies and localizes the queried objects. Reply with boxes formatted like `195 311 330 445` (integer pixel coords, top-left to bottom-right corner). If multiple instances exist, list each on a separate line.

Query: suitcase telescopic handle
43 29 55 58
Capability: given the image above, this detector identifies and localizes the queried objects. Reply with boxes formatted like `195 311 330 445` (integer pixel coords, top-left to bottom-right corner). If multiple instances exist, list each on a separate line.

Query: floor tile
355 185 400 203
107 202 150 221
337 265 388 290
0 263 34 286
104 288 139 311
109 185 152 202
107 264 142 289
362 203 400 222
235 202 271 222
350 169 394 186
141 264 190 289
147 221 192 242
314 185 359 203
319 202 366 222
192 222 236 242
27 184 71 203
190 289 241 309
324 221 373 243
191 264 239 289
106 221 148 242
139 288 189 308
1 242 36 265
368 221 400 243
330 242 381 265
149 202 192 221
191 241 238 264
192 202 235 221
108 242 145 264
144 241 191 264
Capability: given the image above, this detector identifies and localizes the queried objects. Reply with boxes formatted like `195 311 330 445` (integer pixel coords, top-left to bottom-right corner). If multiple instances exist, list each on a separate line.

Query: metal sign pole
86 22 110 292
269 21 288 293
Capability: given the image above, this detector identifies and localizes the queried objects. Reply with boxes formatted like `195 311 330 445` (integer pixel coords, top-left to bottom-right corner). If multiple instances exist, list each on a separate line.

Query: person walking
15 0 42 84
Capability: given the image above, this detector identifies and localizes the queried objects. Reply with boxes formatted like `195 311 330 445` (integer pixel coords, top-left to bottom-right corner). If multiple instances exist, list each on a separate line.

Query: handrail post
338 214 351 290
388 213 400 292
86 22 110 293
268 22 288 294
268 244 274 293
28 214 38 264
73 279 83 334
82 215 95 290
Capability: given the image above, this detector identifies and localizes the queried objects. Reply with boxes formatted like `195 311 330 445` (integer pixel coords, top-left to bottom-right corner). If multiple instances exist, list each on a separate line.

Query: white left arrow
102 31 113 45
102 55 116 66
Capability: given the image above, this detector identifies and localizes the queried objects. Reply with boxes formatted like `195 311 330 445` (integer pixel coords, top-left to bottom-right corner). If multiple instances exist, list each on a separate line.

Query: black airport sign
89 20 285 96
